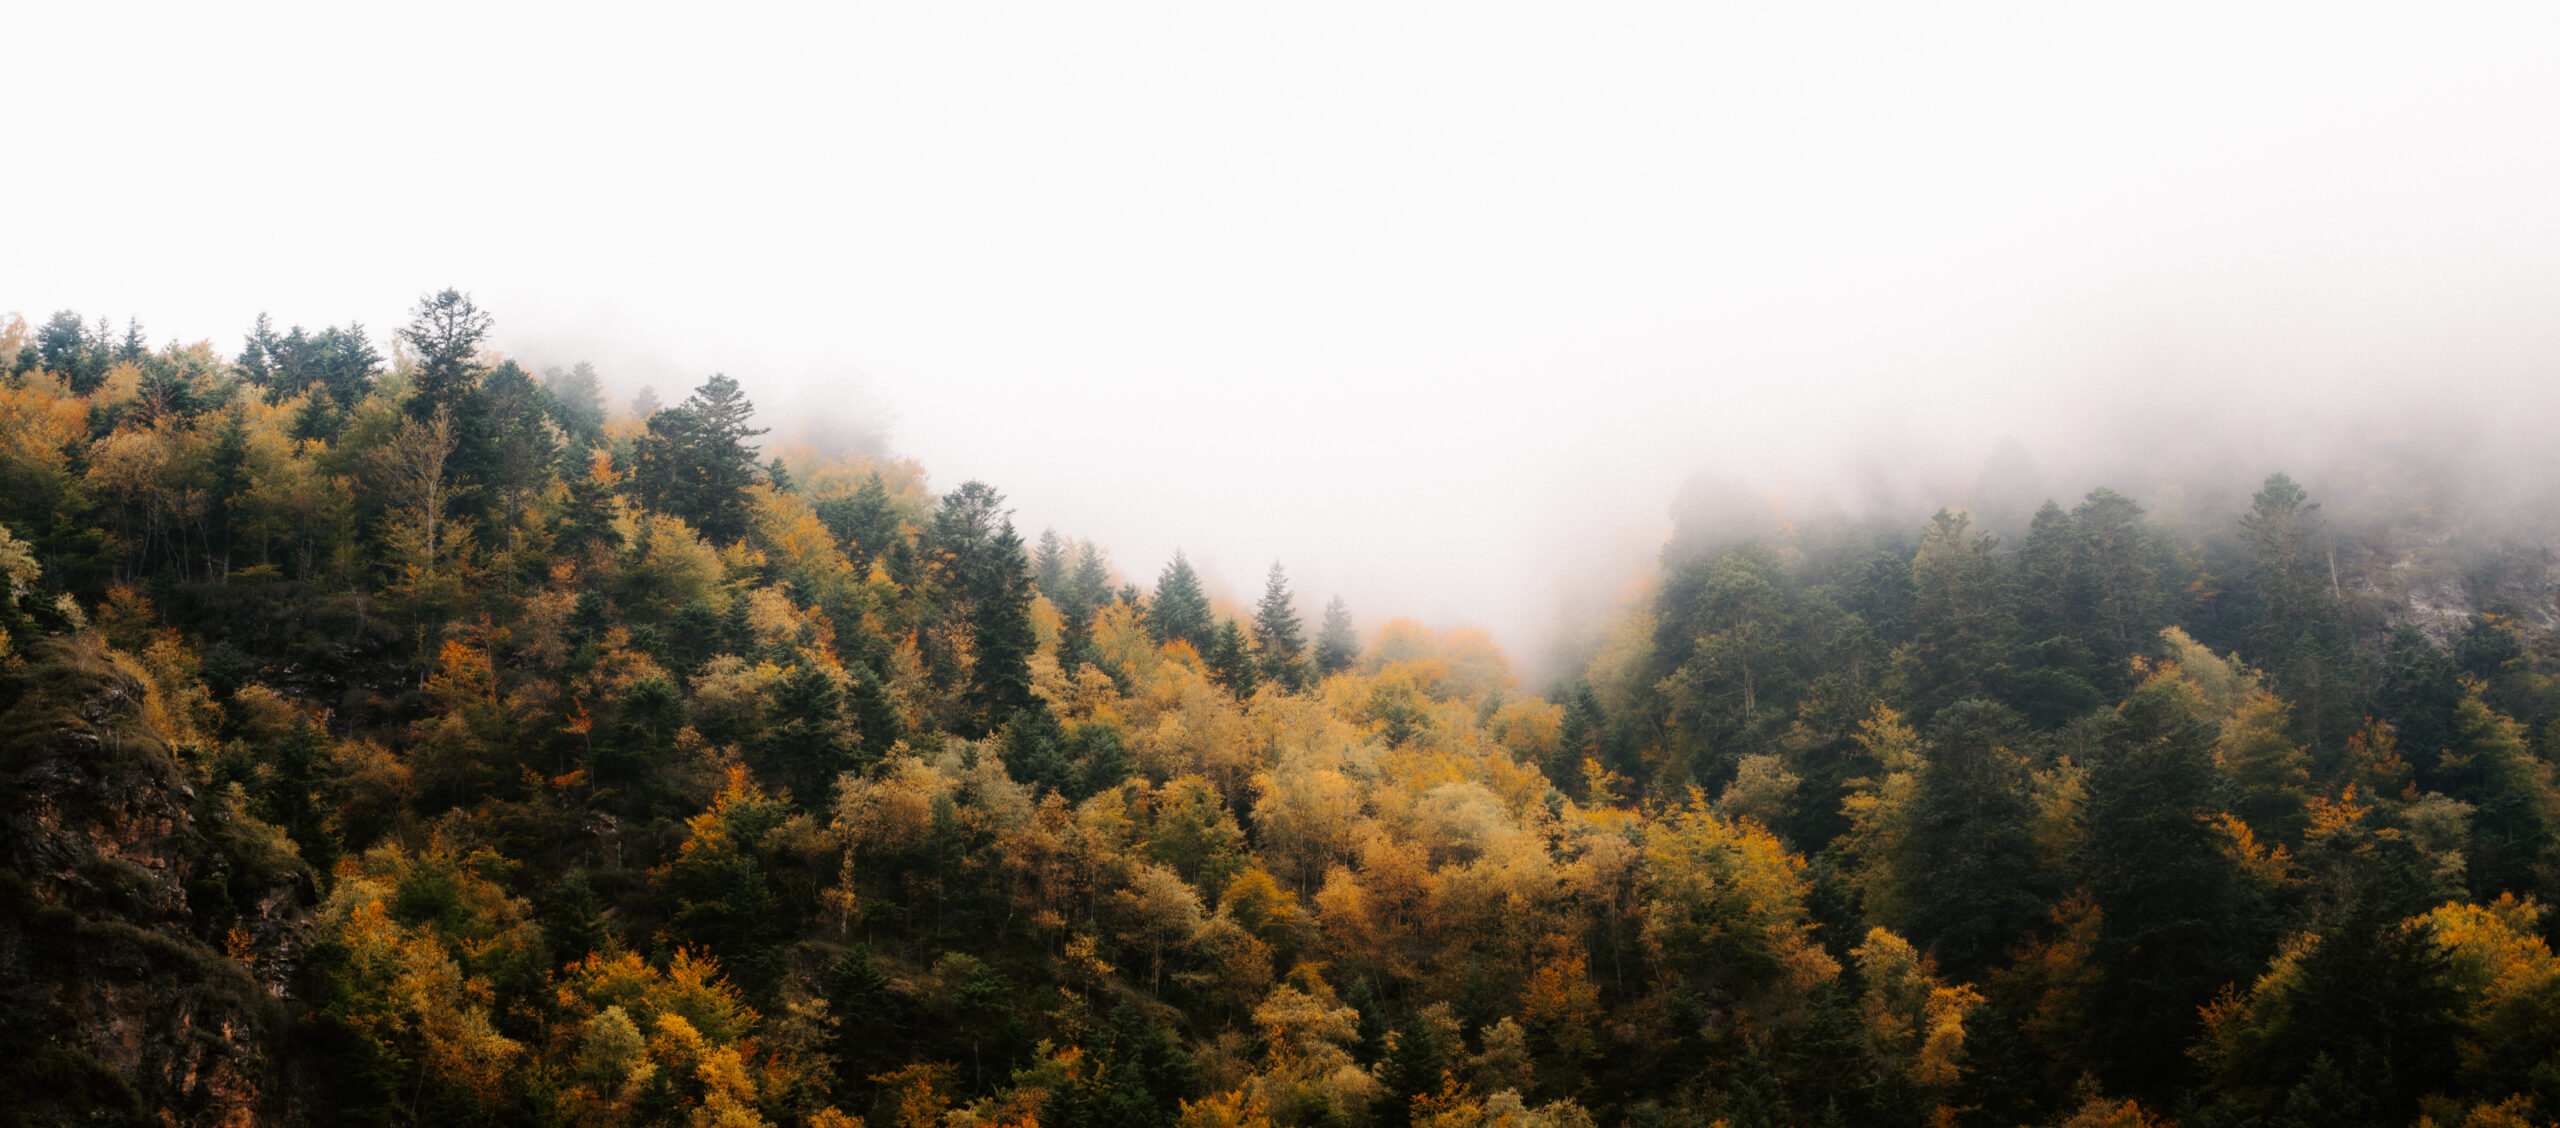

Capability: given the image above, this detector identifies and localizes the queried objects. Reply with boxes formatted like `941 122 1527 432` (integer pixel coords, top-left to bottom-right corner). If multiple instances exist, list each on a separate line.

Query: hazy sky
14 4 2560 676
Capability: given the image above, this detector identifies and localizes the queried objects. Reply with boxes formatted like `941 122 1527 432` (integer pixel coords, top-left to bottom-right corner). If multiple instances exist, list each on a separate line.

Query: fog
12 4 2560 682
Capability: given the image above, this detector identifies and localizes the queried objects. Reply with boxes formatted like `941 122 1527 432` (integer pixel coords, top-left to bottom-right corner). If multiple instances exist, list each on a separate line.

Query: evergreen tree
1150 551 1212 649
543 360 609 449
764 661 854 805
2438 685 2554 898
633 374 767 542
1898 699 2048 978
1033 528 1069 595
960 520 1039 737
36 309 109 394
1206 618 1258 695
1252 561 1307 692
480 360 560 555
1902 508 2014 717
1053 540 1113 666
1070 542 1114 614
398 288 493 418
1376 1011 1454 1128
1314 594 1360 677
2238 473 2353 749
2076 678 2273 1097
817 470 902 574
2379 625 2462 775
236 312 279 391
2073 487 2159 673
2008 499 2105 726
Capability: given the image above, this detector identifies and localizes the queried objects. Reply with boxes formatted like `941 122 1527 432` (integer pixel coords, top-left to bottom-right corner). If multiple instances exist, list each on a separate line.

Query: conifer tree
1314 594 1360 677
1902 508 2015 717
960 520 1039 736
1252 561 1307 692
817 470 901 574
2439 684 2554 898
1897 699 2048 978
1150 551 1211 649
633 374 767 542
2076 678 2273 1096
1033 528 1069 595
1206 618 1257 695
543 360 609 449
2238 473 2352 748
236 312 279 390
398 288 492 418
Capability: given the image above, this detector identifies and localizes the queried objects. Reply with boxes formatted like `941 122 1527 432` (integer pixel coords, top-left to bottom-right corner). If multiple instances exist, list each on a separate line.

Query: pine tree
1055 540 1113 666
1902 508 2015 717
1314 595 1360 677
398 288 493 418
1033 528 1069 595
1252 561 1307 692
2076 678 2273 1096
1206 618 1258 695
816 470 901 574
2439 684 2554 898
236 312 279 391
1150 551 1212 649
543 360 609 449
1897 699 2048 978
633 374 767 542
2238 473 2352 749
961 520 1039 737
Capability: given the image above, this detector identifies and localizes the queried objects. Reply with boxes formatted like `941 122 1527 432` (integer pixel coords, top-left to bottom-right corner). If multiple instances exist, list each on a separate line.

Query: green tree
1252 560 1307 692
1150 551 1212 649
1900 509 2014 717
36 309 110 394
633 374 767 542
1314 595 1360 677
1206 618 1258 695
1897 699 2048 978
2438 684 2554 898
1033 528 1069 595
2076 678 2273 1097
816 469 902 574
962 514 1039 736
543 360 609 449
398 288 493 418
2237 473 2352 750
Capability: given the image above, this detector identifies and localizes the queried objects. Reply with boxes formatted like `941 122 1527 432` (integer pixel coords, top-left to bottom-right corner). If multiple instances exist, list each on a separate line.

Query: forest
0 293 2556 1128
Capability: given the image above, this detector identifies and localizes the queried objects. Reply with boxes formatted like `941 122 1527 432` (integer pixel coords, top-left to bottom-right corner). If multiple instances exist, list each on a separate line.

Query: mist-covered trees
3 294 2557 1128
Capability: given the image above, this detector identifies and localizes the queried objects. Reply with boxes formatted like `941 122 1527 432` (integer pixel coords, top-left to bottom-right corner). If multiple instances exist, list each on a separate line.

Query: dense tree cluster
1 297 2557 1128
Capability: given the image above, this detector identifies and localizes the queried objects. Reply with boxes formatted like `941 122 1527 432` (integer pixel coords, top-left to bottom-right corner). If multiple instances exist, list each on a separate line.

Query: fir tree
1252 561 1307 692
1150 551 1212 649
960 520 1039 736
1033 528 1069 595
543 360 609 448
1313 594 1360 677
1206 618 1258 695
398 288 493 418
633 373 768 542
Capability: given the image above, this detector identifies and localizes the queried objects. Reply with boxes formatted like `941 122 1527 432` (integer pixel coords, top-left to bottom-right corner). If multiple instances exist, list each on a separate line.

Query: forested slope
0 296 2554 1128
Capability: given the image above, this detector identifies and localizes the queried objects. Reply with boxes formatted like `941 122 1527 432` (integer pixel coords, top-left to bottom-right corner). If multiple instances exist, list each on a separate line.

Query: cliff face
0 639 314 1128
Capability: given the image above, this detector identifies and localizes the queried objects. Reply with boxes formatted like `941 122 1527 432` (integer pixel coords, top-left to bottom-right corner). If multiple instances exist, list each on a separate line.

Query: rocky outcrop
0 639 315 1128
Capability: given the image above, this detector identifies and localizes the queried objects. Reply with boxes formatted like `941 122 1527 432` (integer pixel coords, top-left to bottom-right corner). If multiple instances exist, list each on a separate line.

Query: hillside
0 297 2556 1128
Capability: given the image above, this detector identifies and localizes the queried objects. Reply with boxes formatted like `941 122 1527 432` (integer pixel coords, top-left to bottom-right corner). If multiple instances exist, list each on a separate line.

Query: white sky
12 3 2560 678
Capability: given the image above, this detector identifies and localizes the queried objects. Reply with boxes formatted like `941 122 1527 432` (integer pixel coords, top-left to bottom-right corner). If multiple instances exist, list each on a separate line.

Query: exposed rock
0 639 315 1127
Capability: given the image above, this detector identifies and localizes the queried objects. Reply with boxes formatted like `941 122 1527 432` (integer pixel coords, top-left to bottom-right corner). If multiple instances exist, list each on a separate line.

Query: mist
12 3 2560 683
